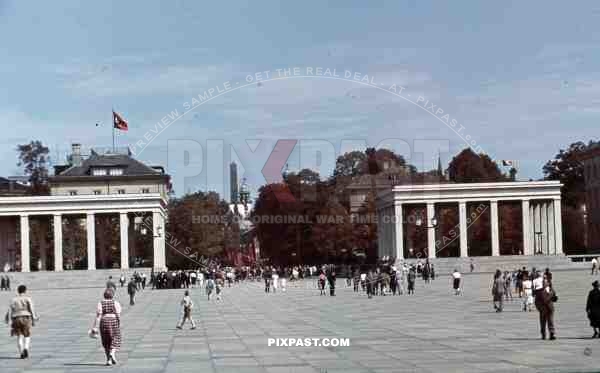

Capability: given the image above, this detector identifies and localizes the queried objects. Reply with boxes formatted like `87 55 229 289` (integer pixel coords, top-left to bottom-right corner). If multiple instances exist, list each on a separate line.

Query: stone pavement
0 271 599 372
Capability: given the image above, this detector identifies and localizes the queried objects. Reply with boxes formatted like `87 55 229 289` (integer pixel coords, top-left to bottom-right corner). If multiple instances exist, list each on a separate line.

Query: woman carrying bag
91 289 122 366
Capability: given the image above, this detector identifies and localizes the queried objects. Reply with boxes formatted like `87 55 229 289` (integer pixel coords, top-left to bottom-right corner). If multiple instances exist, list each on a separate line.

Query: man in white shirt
593 257 598 276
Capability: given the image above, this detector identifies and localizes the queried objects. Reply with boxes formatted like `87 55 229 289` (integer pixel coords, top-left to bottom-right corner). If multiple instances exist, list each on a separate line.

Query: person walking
280 271 287 293
206 277 215 300
360 271 367 292
390 268 398 295
407 267 416 295
4 285 39 359
271 269 279 294
366 270 375 299
215 278 223 301
106 276 117 294
319 272 326 296
592 257 598 276
93 289 122 365
492 270 505 312
586 280 600 338
119 274 126 288
522 273 534 312
127 278 137 306
452 269 461 295
536 278 557 340
504 271 513 301
176 290 197 330
328 271 336 296
532 271 544 300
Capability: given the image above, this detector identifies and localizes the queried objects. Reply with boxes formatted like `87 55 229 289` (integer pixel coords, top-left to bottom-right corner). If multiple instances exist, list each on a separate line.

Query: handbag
88 328 99 339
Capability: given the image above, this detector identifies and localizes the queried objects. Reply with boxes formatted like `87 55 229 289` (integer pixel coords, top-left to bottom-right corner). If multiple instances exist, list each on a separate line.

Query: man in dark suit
127 278 137 306
536 278 556 340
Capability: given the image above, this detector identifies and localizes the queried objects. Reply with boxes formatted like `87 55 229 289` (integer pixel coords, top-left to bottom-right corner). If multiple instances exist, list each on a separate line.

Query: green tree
166 191 233 269
542 141 588 208
17 141 50 195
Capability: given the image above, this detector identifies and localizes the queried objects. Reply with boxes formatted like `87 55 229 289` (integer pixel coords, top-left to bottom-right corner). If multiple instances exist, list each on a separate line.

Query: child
319 272 326 296
5 284 39 359
522 274 533 312
452 269 462 295
176 291 196 330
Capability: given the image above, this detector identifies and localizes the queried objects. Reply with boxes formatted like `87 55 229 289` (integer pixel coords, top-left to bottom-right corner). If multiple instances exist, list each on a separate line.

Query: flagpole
112 108 115 153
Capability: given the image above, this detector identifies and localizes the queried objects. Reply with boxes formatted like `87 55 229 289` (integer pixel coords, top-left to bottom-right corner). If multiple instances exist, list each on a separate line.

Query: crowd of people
491 267 558 340
8 259 600 364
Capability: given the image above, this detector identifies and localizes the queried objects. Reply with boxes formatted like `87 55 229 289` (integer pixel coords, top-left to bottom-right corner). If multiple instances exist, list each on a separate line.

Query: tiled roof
56 151 162 177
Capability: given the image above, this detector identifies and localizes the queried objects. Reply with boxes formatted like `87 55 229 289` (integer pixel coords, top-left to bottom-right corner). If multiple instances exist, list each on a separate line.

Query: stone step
400 255 579 275
0 268 153 290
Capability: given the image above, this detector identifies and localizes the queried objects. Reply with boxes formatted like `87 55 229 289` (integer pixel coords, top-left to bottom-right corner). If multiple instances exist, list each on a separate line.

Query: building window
141 188 150 194
110 168 124 176
93 190 102 195
69 190 78 196
117 189 126 194
92 168 107 176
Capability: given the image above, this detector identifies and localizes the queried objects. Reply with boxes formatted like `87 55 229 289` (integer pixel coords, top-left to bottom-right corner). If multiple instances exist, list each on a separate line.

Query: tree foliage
447 148 507 183
166 191 235 269
17 141 50 195
542 141 588 208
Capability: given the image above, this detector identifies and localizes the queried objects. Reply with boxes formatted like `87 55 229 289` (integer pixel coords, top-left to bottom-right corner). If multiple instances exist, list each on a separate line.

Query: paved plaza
0 270 599 373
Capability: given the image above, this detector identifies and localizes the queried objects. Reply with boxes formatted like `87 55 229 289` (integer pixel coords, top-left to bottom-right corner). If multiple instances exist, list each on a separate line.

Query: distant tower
436 154 443 178
230 162 239 203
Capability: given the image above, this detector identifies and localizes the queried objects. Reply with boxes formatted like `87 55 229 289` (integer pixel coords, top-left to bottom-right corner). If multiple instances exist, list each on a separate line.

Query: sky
0 1 599 199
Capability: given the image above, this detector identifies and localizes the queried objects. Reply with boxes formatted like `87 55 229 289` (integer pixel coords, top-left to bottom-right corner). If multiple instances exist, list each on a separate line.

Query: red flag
113 111 128 131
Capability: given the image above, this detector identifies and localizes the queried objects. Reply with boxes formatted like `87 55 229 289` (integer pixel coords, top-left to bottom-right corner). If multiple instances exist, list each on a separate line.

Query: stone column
541 202 548 255
39 225 48 271
531 201 544 251
153 211 165 269
553 198 563 255
490 201 500 256
394 202 404 261
120 212 129 269
427 202 436 259
20 215 30 272
377 208 384 259
548 201 556 255
53 214 63 271
522 200 531 255
459 201 468 257
86 213 96 270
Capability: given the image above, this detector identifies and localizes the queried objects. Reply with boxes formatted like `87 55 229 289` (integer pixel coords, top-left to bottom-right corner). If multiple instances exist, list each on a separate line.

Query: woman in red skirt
93 289 122 366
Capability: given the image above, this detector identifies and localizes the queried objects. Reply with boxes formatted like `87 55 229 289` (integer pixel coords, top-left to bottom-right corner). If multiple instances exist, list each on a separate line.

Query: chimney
71 143 82 167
